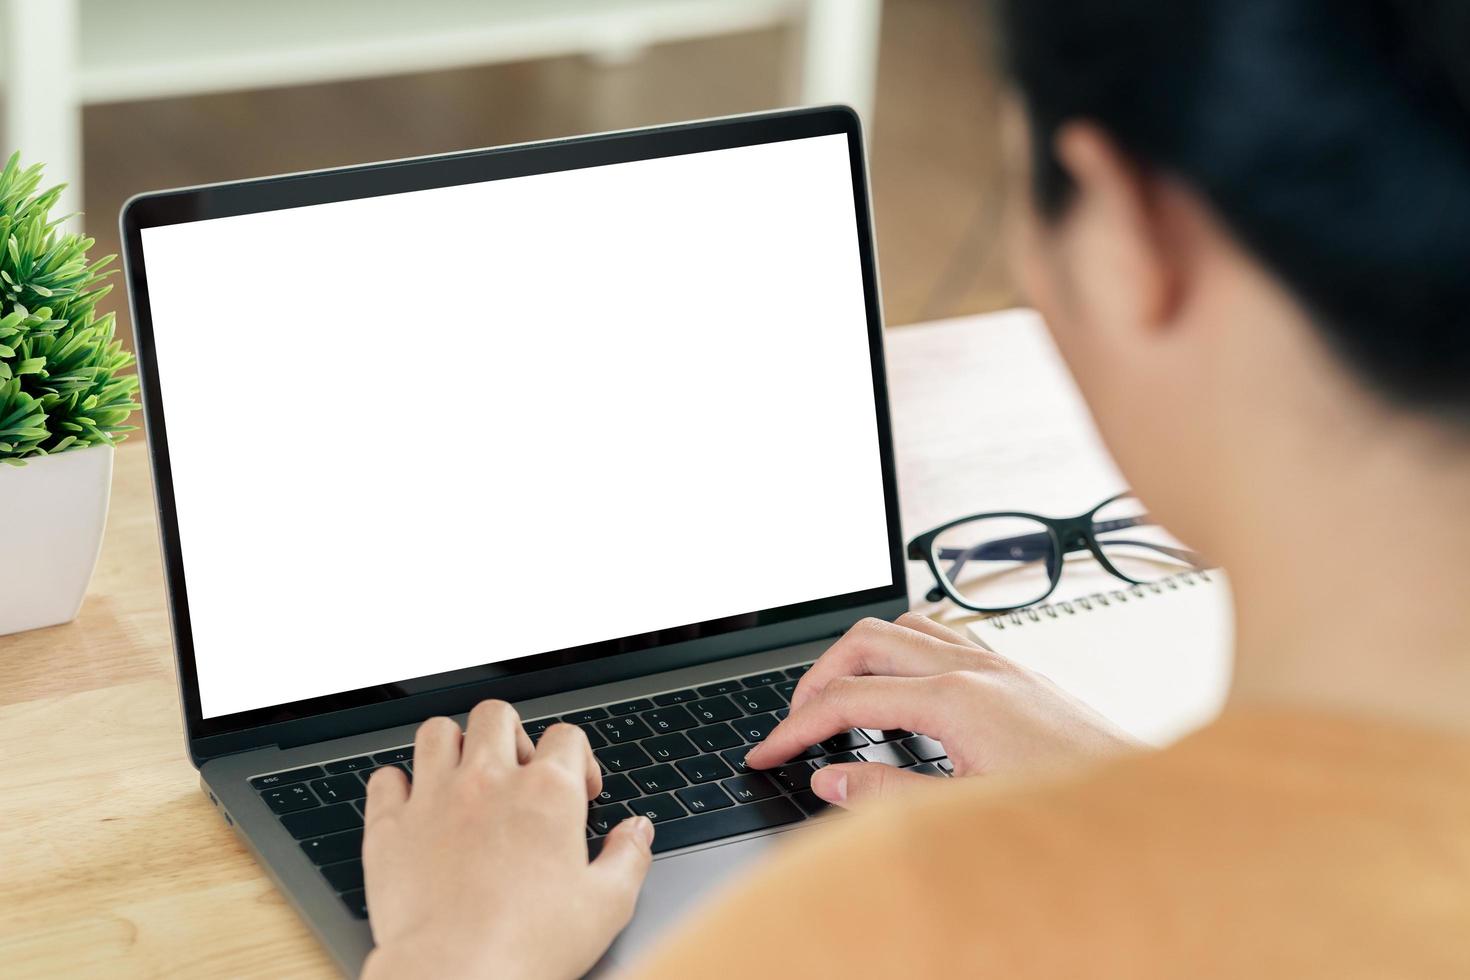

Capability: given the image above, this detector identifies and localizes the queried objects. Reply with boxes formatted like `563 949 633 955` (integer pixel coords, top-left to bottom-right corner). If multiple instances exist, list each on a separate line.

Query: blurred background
2 0 1018 343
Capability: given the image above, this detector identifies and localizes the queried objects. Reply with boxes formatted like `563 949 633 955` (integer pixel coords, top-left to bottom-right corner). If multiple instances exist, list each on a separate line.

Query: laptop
121 106 943 975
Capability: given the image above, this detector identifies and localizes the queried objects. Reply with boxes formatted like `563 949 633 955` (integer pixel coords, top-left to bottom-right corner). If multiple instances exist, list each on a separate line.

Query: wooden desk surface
0 310 1063 977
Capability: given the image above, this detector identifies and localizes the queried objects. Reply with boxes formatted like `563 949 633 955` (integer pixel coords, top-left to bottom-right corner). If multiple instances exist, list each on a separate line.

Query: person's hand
746 613 1142 807
358 702 654 980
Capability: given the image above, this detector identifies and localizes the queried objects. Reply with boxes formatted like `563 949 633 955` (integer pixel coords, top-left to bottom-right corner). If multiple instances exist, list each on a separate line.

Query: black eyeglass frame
905 491 1199 613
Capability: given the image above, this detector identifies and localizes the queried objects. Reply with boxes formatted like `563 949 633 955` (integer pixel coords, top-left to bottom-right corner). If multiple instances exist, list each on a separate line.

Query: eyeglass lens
930 514 1057 609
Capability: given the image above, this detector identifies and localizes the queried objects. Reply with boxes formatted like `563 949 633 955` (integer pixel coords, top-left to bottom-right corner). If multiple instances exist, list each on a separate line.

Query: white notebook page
970 572 1233 745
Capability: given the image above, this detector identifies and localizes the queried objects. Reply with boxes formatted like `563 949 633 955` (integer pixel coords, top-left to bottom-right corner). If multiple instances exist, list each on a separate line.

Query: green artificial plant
0 152 138 465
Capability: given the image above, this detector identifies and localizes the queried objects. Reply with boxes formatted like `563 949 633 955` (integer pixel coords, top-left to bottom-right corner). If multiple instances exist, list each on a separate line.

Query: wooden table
0 309 1087 976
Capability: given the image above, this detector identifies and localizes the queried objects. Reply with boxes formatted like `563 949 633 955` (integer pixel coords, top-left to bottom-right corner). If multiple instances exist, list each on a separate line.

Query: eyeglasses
906 492 1204 613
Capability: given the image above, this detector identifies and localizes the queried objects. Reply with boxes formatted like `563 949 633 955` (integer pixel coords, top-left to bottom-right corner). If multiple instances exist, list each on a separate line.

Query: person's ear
1049 122 1181 342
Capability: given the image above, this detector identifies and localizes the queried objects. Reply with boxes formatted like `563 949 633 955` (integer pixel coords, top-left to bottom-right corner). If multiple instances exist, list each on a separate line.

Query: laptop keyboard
246 662 952 920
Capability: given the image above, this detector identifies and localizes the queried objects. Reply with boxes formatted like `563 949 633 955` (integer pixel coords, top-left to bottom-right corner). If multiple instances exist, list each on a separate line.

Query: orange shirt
629 710 1470 978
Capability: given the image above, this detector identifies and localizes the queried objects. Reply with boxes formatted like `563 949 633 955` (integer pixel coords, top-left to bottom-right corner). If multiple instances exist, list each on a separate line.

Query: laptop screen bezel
121 106 907 764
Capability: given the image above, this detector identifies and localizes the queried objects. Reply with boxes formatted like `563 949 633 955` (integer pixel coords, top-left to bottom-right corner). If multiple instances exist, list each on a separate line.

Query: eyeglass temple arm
1091 539 1202 565
926 531 1203 603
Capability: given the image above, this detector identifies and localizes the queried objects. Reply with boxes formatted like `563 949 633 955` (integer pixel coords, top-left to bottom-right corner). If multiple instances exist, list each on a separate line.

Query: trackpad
591 832 790 972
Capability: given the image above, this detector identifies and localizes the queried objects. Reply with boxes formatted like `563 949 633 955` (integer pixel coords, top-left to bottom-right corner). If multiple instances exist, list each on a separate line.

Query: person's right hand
745 613 1141 808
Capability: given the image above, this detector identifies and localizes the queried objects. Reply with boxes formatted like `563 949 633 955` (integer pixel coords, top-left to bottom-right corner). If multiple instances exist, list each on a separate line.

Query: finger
534 723 603 801
749 674 941 769
790 617 984 711
363 765 409 826
892 611 983 646
810 762 933 809
461 700 533 773
589 815 654 927
905 612 998 652
411 716 463 788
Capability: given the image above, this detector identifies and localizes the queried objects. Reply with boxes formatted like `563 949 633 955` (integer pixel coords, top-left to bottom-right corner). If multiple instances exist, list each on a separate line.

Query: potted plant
0 152 139 636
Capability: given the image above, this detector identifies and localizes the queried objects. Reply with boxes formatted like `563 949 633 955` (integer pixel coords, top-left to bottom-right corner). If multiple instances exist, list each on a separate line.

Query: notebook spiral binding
985 569 1215 630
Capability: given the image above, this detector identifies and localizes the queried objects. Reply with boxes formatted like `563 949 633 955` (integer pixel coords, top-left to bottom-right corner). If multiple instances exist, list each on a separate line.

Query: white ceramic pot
0 443 114 635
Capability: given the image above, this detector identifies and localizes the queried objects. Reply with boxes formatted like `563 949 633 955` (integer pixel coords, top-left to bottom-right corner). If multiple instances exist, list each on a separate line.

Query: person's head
988 0 1470 568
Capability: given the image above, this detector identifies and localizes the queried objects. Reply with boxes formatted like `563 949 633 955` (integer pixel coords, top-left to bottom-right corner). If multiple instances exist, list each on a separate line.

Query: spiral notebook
968 570 1233 746
887 309 1234 747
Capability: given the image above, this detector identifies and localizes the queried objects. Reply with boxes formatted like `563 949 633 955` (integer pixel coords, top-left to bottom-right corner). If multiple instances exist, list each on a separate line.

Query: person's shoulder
866 708 1470 978
630 711 1470 979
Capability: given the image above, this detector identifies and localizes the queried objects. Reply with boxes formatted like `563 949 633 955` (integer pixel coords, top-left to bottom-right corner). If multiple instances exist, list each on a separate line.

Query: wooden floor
82 0 1017 339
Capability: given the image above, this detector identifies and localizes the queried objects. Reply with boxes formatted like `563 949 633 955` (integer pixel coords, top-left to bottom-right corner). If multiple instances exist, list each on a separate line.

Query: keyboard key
651 797 803 854
352 800 366 816
820 730 870 753
908 762 946 777
321 859 364 892
371 747 412 765
688 696 742 724
642 705 698 733
860 728 912 743
251 765 324 790
261 784 319 814
791 790 833 816
340 888 368 919
607 698 654 716
325 756 374 775
596 716 653 743
631 792 686 823
643 733 698 762
771 762 815 793
311 774 367 805
578 724 608 749
734 713 780 744
794 744 826 761
741 671 786 688
784 663 814 679
282 803 362 840
677 754 735 784
523 718 556 737
815 751 862 767
561 707 609 725
720 747 753 774
687 723 743 753
675 783 734 814
937 759 954 774
595 743 653 773
775 680 799 701
632 764 687 794
653 688 699 705
300 829 362 866
595 774 640 804
860 742 916 767
696 680 744 697
587 802 632 835
775 708 789 720
722 773 779 803
733 686 787 714
901 735 946 762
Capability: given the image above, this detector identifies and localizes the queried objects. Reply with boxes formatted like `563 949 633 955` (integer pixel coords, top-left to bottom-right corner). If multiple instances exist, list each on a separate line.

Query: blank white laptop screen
141 133 892 720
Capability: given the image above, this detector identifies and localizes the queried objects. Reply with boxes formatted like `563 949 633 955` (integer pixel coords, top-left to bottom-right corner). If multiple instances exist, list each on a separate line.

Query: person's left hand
746 613 1139 807
359 701 654 980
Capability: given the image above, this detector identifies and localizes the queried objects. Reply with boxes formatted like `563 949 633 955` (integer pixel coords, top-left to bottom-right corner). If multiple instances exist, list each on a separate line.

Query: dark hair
991 0 1470 421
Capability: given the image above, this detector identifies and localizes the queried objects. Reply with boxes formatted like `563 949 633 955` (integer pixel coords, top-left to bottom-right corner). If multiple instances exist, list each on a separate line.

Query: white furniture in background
1 0 882 227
